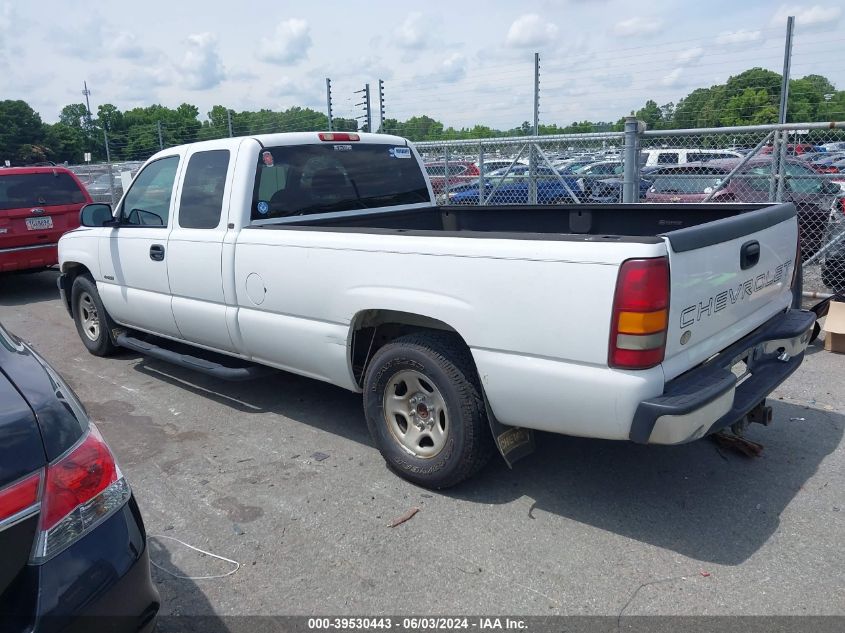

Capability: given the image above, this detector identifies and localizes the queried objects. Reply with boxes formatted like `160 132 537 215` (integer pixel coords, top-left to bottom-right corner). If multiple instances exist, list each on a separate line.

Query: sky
1 0 844 130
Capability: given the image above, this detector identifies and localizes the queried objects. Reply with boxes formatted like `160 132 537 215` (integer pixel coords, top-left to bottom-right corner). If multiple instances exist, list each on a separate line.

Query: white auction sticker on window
389 147 411 159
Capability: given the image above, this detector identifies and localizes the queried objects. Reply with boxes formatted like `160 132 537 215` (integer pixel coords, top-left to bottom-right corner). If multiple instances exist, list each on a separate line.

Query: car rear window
0 172 86 210
651 171 725 194
253 143 430 219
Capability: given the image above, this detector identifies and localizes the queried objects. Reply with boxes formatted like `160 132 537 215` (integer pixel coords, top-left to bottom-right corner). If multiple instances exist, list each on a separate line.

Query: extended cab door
167 146 236 352
98 155 182 337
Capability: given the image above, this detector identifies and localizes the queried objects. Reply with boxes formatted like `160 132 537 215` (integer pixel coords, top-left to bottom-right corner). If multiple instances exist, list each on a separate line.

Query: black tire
363 332 494 489
71 274 117 357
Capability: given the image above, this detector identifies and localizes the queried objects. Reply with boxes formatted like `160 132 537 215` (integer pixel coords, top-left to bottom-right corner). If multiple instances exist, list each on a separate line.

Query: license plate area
25 217 53 230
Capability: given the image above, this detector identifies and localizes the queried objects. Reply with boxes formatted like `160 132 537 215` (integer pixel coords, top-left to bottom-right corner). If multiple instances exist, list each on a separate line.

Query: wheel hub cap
384 370 449 459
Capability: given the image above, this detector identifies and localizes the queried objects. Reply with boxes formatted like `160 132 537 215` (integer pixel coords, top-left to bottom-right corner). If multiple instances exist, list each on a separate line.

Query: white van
642 148 744 167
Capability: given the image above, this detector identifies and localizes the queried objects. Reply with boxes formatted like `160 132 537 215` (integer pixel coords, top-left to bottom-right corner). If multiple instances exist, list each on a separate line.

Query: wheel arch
58 261 93 316
348 309 472 389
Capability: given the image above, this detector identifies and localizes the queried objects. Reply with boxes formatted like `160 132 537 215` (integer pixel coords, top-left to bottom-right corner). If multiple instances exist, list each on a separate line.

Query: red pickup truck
0 166 91 273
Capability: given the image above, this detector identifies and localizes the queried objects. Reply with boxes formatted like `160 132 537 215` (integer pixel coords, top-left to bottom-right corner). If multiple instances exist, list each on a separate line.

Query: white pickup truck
57 132 815 488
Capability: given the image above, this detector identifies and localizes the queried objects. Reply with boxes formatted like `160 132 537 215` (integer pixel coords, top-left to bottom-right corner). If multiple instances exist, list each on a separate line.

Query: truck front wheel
363 332 494 489
71 275 117 357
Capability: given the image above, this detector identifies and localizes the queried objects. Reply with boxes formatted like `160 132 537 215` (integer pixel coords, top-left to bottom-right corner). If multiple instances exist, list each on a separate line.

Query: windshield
254 144 430 219
0 172 86 210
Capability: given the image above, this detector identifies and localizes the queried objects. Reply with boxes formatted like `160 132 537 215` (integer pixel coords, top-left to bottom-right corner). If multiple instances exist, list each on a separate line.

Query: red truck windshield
252 143 430 220
0 173 87 211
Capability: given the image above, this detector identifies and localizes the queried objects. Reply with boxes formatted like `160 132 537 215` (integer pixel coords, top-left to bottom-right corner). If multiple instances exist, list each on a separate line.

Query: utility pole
778 16 795 125
82 81 93 127
226 109 234 137
354 84 371 133
533 53 540 136
157 121 164 150
378 79 386 133
773 15 795 202
326 78 334 131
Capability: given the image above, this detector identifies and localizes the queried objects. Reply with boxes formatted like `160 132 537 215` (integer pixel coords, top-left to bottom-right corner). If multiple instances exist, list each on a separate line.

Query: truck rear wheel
71 275 117 357
363 332 494 489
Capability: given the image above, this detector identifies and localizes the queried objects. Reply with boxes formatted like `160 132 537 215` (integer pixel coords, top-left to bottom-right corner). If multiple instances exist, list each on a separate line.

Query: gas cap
245 273 266 305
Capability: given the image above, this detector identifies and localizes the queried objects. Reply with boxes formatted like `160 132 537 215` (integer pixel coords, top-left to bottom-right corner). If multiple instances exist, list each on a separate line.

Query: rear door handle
740 240 760 270
149 244 165 261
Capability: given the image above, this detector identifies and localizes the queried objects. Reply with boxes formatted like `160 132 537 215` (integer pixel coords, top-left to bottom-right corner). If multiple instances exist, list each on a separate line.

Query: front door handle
149 244 165 261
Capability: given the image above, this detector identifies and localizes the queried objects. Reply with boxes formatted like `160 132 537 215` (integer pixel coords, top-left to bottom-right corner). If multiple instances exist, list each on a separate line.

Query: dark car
645 157 841 256
822 195 845 291
0 167 92 273
0 322 159 632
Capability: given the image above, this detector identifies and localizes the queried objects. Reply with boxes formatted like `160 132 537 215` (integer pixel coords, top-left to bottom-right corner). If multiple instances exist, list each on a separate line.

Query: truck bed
261 203 794 252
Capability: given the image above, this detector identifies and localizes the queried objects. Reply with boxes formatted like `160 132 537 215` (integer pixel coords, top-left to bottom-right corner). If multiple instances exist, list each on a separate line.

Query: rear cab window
252 143 429 220
0 172 86 211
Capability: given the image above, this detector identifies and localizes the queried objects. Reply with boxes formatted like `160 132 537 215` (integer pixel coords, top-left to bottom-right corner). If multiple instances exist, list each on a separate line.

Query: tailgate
662 203 798 379
0 203 81 249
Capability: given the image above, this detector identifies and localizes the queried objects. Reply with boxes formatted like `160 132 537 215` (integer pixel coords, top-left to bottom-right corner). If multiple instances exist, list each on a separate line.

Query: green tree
0 100 46 165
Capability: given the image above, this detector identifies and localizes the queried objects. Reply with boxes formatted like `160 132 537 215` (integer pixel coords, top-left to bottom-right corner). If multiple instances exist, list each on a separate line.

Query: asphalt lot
1 270 843 620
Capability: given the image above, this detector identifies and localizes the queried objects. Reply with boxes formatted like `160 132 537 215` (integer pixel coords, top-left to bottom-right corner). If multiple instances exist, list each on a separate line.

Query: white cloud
715 29 762 46
258 18 312 64
440 53 466 83
506 14 559 48
661 67 686 87
613 17 663 36
676 46 704 64
771 5 842 30
179 33 225 90
268 76 324 110
111 32 146 59
399 12 431 49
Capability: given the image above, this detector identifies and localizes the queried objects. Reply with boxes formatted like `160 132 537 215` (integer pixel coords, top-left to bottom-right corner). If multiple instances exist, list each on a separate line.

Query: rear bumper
3 496 160 633
631 309 816 445
0 243 58 273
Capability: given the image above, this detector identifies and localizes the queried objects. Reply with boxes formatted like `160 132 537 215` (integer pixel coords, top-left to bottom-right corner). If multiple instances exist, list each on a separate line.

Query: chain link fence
61 121 845 296
418 121 845 296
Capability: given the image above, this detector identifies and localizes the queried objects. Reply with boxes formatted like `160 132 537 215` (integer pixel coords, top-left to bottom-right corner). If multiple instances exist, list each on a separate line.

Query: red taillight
31 424 130 563
40 426 118 530
318 132 360 142
609 257 670 369
0 471 41 522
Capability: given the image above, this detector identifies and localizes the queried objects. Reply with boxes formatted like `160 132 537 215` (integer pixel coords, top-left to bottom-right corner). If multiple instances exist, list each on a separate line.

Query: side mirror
79 203 115 227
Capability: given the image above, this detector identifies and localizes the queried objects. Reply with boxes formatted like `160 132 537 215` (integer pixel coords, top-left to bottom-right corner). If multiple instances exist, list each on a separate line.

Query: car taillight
318 132 359 142
609 257 670 369
0 471 41 524
30 424 130 563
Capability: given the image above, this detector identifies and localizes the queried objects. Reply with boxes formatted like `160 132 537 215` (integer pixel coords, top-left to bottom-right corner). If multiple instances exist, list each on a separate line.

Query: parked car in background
0 166 92 273
760 143 817 157
820 141 845 152
425 161 480 195
448 165 580 204
83 172 123 199
644 157 841 256
822 195 845 291
640 148 743 166
477 159 526 174
588 165 662 203
0 321 159 632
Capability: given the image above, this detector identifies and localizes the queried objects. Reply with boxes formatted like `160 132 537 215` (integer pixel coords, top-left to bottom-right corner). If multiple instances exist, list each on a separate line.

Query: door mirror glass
79 203 114 227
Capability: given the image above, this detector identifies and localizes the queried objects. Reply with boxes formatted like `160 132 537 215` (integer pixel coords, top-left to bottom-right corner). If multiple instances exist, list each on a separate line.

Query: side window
119 156 179 227
178 150 230 229
657 152 679 164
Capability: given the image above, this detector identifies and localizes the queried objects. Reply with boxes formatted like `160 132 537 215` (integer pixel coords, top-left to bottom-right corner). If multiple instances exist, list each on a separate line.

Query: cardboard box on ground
824 301 845 353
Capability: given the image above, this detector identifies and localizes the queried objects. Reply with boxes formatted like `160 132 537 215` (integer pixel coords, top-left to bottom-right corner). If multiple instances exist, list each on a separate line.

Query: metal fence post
103 128 116 206
622 117 640 203
768 130 779 201
776 132 789 202
443 146 450 206
478 142 485 206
